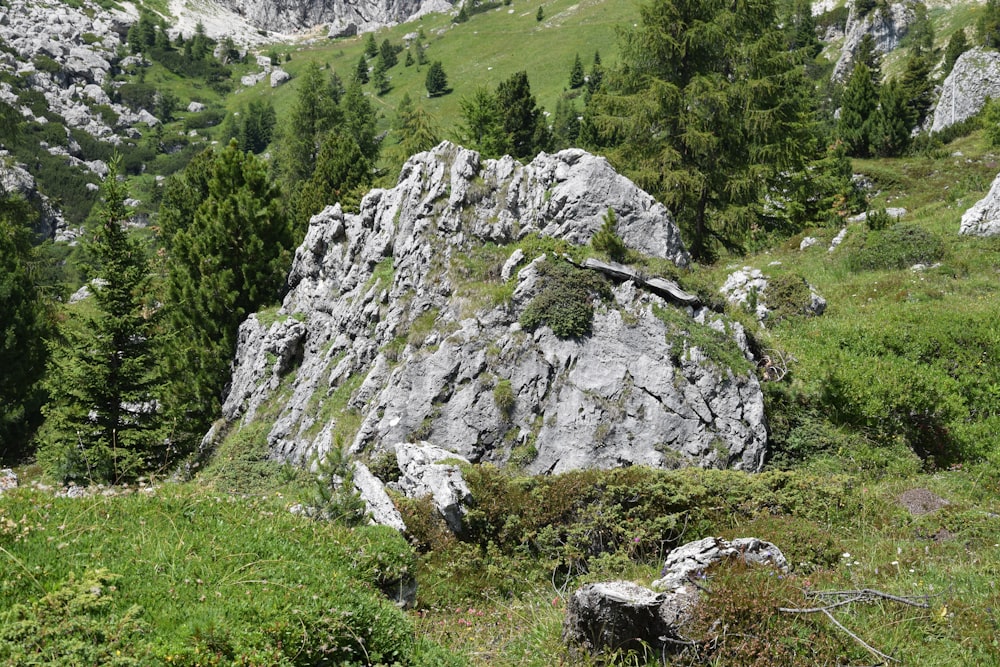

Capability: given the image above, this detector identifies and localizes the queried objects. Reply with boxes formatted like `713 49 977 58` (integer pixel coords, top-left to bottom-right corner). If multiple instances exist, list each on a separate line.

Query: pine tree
855 33 882 83
980 0 1000 47
536 6 544 21
161 143 292 449
900 45 935 128
943 29 969 76
425 60 449 97
39 158 162 483
496 70 544 159
394 93 440 160
552 97 580 148
587 0 821 259
372 54 390 95
341 80 381 163
569 53 585 89
0 196 49 459
459 86 504 154
379 39 398 69
296 130 374 219
872 78 911 157
277 62 341 186
235 99 277 154
364 33 378 58
586 50 604 96
838 62 879 157
405 49 415 67
354 54 369 84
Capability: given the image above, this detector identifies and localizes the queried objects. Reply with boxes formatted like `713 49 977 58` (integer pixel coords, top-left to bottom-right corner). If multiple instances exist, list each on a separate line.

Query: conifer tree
980 0 1000 47
838 62 879 157
0 196 49 460
161 143 292 449
552 97 580 148
364 33 378 58
39 158 161 483
277 61 341 186
341 80 381 164
855 33 882 83
496 70 545 159
425 61 449 97
354 54 369 84
379 39 398 68
394 93 440 160
296 130 373 220
587 0 821 259
872 78 911 157
372 54 390 95
943 28 968 76
900 45 935 128
405 49 415 67
569 53 585 89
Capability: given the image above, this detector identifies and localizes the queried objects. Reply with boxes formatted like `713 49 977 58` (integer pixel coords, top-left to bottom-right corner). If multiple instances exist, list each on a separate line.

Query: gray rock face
832 2 914 82
931 48 1000 133
960 171 1000 237
391 442 471 534
0 468 17 493
0 155 67 240
212 0 454 34
563 537 787 656
218 142 766 477
352 461 407 531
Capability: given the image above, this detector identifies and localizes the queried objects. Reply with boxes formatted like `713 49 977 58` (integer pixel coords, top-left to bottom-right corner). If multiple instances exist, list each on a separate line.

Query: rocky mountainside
831 1 915 81
931 47 1000 133
213 142 768 474
212 0 453 35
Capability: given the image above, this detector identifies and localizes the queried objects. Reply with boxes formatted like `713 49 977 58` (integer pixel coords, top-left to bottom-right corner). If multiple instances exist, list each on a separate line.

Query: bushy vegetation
520 258 612 338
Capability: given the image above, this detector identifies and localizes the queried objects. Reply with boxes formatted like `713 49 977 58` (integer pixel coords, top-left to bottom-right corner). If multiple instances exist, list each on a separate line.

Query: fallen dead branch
778 588 930 664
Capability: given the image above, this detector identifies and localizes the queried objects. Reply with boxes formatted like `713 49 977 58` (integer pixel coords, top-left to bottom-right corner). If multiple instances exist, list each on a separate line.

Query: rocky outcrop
0 156 69 241
931 48 1000 133
832 2 915 81
720 268 826 325
960 171 1000 237
0 468 17 493
563 537 787 656
217 142 767 476
390 442 471 534
211 0 454 35
0 0 151 141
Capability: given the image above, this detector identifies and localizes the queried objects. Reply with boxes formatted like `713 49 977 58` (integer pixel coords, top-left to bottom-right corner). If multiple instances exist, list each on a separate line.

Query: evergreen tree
552 97 581 148
329 69 345 104
296 130 373 220
900 45 935 128
0 196 49 460
372 54 391 95
454 3 470 23
569 53 585 89
394 93 440 160
586 50 604 96
415 42 428 66
496 70 545 159
364 32 378 58
943 28 968 77
909 3 934 51
341 80 381 164
587 0 821 259
872 78 911 157
978 0 1000 48
405 49 415 67
425 60 449 97
838 62 879 157
536 5 544 21
354 54 369 84
39 158 161 483
235 99 277 154
161 143 292 449
379 39 398 68
855 33 882 83
277 62 341 186
459 86 505 154
787 0 821 57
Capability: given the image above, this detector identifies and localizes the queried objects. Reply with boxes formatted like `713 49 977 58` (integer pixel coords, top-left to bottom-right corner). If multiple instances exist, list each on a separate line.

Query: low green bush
845 223 945 271
519 258 611 337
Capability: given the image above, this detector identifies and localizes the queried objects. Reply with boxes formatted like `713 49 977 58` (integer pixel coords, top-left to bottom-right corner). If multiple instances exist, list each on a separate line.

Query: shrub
765 273 813 324
493 378 515 417
520 258 611 338
845 223 945 271
590 207 627 262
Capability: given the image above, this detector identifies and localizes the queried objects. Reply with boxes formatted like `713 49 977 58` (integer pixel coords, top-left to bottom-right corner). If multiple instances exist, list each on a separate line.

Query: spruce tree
296 130 373 219
0 196 49 460
341 80 381 163
838 62 879 157
855 33 882 83
425 60 449 97
354 54 369 84
900 45 935 128
364 33 378 58
872 78 911 157
587 0 821 259
277 62 341 186
943 29 969 76
394 93 440 160
552 97 580 148
496 70 545 159
569 53 585 89
379 39 398 68
979 0 1000 47
372 54 390 95
39 158 162 483
161 143 292 449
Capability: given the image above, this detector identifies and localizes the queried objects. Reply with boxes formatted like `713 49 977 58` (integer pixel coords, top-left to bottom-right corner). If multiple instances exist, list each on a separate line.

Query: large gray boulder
563 537 787 656
391 442 471 534
216 142 766 477
960 171 1000 237
832 2 915 82
931 48 1000 133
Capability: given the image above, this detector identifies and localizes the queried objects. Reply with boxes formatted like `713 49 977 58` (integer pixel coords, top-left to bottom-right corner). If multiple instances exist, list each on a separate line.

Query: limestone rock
352 461 407 531
721 268 825 325
270 68 290 87
211 0 455 34
931 48 1000 134
0 468 17 492
219 142 766 477
564 537 787 656
832 2 915 82
391 442 471 534
960 171 1000 237
0 155 66 240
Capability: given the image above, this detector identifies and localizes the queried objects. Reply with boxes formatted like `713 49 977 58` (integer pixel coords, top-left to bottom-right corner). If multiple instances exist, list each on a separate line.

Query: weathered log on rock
581 257 701 307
